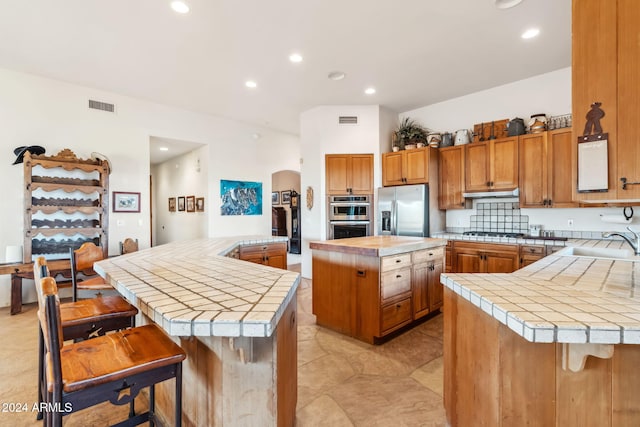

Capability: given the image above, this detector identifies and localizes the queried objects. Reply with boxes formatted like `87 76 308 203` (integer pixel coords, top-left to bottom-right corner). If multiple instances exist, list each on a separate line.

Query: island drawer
381 253 412 272
412 247 444 264
381 297 412 333
381 267 411 301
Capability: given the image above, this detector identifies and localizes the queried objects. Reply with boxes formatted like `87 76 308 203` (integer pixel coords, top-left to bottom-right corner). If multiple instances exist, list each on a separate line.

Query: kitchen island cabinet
95 236 298 427
443 251 640 426
310 236 445 344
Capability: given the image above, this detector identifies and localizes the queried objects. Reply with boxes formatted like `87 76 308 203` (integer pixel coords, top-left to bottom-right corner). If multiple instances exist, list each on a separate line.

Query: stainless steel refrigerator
377 184 444 237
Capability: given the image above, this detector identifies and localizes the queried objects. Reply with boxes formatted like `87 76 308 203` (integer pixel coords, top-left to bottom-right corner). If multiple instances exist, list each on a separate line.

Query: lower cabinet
519 244 546 268
452 241 519 273
239 242 287 270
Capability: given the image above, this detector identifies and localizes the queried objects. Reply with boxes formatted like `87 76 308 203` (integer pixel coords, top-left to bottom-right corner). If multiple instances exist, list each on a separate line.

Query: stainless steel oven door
328 221 371 240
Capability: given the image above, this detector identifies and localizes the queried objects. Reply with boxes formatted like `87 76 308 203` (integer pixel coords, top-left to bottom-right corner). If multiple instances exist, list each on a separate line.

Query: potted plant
393 117 430 150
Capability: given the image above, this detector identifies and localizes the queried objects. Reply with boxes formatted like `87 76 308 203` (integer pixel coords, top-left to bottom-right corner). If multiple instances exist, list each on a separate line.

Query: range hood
463 188 520 199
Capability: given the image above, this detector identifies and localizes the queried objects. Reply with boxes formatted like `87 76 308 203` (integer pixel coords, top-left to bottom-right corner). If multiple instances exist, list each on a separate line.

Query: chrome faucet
602 226 640 255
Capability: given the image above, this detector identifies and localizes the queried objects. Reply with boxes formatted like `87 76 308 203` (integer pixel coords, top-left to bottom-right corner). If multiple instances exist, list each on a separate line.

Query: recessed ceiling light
328 71 346 81
495 0 523 9
171 1 190 14
364 87 376 95
521 28 540 39
159 147 169 151
289 53 303 63
245 80 257 88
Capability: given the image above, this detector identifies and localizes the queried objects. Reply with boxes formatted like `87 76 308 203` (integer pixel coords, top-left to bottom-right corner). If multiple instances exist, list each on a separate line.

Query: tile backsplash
469 202 529 233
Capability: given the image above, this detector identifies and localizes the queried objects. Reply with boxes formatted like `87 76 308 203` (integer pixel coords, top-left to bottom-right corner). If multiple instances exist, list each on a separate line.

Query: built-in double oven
327 195 372 239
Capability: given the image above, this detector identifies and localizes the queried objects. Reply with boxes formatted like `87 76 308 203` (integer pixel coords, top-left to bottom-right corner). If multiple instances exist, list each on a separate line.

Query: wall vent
88 99 115 113
338 116 358 125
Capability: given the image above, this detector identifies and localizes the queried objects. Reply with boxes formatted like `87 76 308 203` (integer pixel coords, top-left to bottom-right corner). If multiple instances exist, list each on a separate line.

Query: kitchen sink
556 246 638 260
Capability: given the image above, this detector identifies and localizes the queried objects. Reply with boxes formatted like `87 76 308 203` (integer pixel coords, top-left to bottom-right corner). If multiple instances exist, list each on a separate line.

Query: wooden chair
120 238 139 255
38 276 186 427
34 257 139 421
70 242 112 301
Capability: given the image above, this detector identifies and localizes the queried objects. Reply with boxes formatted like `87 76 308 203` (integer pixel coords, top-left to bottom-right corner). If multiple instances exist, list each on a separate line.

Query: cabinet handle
543 199 547 206
356 270 366 277
548 199 552 206
529 248 536 253
460 202 464 206
520 257 523 264
395 259 401 263
428 252 433 256
396 304 402 309
396 274 402 278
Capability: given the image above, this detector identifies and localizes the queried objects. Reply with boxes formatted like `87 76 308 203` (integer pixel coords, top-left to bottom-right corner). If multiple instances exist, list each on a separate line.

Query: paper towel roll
600 214 632 224
5 245 22 263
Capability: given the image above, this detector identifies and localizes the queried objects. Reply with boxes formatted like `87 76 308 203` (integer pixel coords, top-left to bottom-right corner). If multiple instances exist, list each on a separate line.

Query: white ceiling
0 0 571 149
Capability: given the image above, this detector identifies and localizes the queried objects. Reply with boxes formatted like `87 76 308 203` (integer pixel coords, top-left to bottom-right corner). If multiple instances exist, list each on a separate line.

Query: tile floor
0 264 446 426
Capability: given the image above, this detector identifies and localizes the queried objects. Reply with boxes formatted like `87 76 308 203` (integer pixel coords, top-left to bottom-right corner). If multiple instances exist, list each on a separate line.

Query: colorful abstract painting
220 179 262 215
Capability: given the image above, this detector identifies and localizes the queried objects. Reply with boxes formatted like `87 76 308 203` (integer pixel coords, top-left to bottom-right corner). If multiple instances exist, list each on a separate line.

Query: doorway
272 170 301 263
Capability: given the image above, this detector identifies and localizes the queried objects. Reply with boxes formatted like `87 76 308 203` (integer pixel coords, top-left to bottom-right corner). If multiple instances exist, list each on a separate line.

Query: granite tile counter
94 236 298 426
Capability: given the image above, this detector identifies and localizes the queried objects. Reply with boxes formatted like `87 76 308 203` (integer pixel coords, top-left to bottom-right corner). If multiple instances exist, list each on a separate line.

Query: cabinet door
491 137 519 190
439 146 466 210
519 133 548 208
349 154 374 194
465 142 490 192
326 155 349 194
405 148 429 184
617 0 640 200
484 251 519 273
382 151 405 187
412 262 431 319
428 261 444 312
454 251 482 273
547 128 577 207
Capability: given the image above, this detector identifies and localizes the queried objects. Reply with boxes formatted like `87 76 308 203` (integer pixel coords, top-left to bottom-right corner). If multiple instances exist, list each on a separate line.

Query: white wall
152 144 209 245
299 105 398 278
0 67 299 308
402 67 639 233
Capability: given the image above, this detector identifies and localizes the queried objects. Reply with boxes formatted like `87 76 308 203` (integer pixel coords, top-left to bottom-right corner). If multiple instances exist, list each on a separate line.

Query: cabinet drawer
381 253 412 271
381 267 411 301
381 298 412 332
520 245 545 256
412 247 444 264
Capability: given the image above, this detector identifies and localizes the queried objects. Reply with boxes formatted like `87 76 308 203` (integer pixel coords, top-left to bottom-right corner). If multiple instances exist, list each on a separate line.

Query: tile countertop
94 236 299 338
309 235 447 257
441 239 640 345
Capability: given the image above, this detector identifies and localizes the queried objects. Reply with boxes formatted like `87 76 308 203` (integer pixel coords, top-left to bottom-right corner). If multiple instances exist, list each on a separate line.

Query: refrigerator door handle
391 200 397 235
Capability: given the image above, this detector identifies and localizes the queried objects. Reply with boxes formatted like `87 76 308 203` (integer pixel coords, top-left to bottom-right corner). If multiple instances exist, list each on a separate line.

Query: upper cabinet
382 146 435 187
465 136 519 193
519 129 577 208
438 146 466 210
325 154 374 195
573 0 640 201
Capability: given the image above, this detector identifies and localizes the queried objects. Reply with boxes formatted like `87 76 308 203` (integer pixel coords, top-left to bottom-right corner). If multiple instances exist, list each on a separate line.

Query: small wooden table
0 259 71 314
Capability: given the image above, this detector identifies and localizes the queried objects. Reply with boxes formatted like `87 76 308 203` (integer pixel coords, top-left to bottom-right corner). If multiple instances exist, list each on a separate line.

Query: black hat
12 145 45 165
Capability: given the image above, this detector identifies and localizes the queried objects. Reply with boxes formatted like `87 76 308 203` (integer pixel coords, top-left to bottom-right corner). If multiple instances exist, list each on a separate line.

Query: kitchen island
442 250 640 426
310 235 446 344
94 236 299 427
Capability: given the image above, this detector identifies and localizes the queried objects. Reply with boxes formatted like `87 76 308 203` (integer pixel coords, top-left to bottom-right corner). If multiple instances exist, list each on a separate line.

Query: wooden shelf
31 205 104 215
30 182 105 194
29 228 104 238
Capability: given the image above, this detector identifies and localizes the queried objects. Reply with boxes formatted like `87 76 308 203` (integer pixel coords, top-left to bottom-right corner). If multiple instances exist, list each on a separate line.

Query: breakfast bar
442 250 640 426
94 236 299 427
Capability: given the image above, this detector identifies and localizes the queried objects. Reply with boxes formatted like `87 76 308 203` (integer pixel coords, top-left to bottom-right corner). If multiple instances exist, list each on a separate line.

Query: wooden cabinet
573 0 640 201
239 242 287 270
519 129 577 208
412 247 445 319
445 241 453 273
23 149 109 262
380 253 413 334
465 137 519 193
439 146 466 210
519 245 546 268
325 154 373 195
382 147 436 187
452 241 519 273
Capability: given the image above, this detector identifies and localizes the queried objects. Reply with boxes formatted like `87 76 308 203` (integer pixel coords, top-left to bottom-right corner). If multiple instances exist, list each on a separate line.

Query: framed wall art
220 179 262 216
178 196 186 212
281 190 291 205
196 197 205 212
113 191 140 213
168 197 176 212
271 191 280 205
186 195 196 212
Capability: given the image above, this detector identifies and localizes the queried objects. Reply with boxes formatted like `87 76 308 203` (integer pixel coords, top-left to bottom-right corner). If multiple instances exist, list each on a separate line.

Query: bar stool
70 242 112 301
38 276 186 427
120 238 139 255
34 257 138 421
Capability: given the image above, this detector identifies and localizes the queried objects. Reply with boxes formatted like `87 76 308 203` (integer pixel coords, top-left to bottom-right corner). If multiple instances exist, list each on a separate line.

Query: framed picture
196 197 205 212
271 191 280 205
186 195 196 212
113 191 140 213
168 197 176 212
220 179 263 216
178 196 186 212
281 190 291 205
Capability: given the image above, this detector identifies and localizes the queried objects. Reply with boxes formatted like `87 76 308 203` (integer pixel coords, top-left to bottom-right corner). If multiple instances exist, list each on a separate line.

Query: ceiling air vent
338 116 358 125
88 99 115 113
